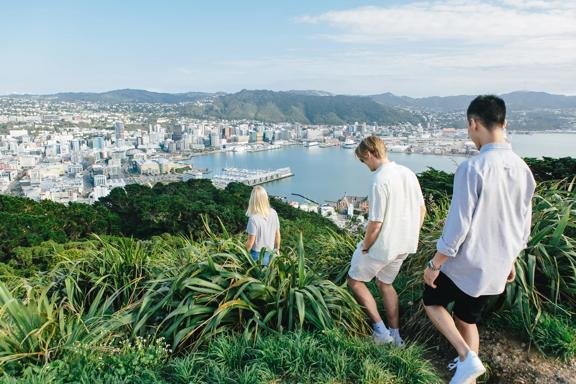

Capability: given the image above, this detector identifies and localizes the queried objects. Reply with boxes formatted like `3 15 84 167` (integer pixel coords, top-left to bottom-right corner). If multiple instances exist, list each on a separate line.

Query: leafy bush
524 157 576 182
307 228 360 284
1 337 170 384
500 180 576 348
133 231 369 350
0 282 130 371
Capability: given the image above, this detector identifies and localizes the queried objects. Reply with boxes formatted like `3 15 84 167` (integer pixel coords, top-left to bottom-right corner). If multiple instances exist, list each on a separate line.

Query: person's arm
511 180 535 283
246 216 256 251
424 251 449 287
274 229 281 254
419 205 427 229
425 163 480 287
435 162 480 258
246 235 256 251
362 183 386 252
416 175 427 229
362 221 383 251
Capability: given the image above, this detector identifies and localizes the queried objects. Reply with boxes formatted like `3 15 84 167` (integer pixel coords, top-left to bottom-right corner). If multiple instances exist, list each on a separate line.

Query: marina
211 167 294 188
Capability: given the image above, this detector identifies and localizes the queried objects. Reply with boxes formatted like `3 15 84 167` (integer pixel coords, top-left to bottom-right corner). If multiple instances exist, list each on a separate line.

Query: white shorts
348 247 408 284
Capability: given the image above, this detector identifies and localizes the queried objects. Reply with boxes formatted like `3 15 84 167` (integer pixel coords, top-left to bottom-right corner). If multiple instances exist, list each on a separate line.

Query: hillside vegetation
0 157 574 383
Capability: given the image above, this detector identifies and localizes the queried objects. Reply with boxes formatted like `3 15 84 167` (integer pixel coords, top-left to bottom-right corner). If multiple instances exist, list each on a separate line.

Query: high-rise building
209 132 221 148
92 137 105 150
71 139 81 152
172 124 184 141
114 121 125 141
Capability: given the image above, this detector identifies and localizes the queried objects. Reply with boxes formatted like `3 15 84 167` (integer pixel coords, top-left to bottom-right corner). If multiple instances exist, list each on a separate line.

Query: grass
1 331 443 384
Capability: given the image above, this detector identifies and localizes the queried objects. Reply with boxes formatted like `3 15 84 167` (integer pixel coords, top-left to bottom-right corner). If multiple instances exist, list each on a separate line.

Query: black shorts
422 272 496 324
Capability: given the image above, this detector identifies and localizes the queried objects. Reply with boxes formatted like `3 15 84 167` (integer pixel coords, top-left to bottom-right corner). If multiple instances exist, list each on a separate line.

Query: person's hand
274 248 280 256
506 266 516 283
424 267 440 288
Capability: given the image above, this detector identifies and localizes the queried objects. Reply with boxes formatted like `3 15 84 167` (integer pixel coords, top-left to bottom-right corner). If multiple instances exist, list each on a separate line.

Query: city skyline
1 0 575 97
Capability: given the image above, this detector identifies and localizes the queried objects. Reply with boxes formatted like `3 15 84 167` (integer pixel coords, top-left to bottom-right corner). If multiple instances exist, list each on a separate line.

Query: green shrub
0 282 130 371
133 232 370 350
1 337 170 384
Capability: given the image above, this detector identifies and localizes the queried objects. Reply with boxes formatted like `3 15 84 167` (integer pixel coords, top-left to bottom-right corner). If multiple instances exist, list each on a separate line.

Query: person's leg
262 251 271 266
347 276 383 324
454 315 479 354
375 255 406 330
454 316 480 384
424 305 471 360
422 272 472 360
376 281 399 328
348 247 393 342
452 295 493 384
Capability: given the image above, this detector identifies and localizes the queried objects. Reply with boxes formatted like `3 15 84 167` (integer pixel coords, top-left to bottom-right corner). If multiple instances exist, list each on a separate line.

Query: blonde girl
245 186 281 265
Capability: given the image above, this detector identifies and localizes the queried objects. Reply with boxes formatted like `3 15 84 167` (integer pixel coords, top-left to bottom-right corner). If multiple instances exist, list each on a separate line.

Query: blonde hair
355 136 387 160
246 186 271 217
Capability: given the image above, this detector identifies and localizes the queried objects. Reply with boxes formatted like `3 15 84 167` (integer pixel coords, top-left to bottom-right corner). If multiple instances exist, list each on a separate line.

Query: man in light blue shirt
423 95 536 384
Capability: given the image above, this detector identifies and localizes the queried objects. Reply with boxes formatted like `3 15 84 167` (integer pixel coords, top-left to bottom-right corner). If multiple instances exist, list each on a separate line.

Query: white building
94 174 107 187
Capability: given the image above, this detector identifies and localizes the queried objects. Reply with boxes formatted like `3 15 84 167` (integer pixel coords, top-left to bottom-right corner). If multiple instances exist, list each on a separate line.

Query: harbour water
189 133 576 204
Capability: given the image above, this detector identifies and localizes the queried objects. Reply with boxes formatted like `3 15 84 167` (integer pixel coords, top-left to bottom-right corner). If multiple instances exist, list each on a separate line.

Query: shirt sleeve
522 201 532 249
521 173 536 249
368 183 388 222
246 216 257 235
437 162 481 257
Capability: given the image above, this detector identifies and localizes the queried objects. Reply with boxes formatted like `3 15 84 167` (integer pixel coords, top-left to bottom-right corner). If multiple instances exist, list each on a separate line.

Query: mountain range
3 88 575 126
371 91 576 112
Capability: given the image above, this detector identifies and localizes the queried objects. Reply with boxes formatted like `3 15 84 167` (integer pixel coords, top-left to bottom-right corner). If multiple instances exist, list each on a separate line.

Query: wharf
212 167 294 188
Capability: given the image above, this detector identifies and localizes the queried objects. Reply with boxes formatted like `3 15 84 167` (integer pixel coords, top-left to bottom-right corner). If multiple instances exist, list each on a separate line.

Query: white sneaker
372 330 394 344
449 351 486 384
448 356 459 371
392 335 405 348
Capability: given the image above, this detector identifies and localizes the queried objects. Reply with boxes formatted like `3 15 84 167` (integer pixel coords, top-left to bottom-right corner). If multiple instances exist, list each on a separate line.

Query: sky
1 0 575 97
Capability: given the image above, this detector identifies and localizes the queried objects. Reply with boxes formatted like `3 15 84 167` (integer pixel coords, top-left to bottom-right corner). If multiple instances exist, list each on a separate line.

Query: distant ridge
179 89 422 125
3 89 575 111
53 89 217 104
1 89 219 104
370 91 576 112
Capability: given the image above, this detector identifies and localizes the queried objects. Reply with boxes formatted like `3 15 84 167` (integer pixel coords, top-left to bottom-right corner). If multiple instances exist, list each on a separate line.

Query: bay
189 133 576 203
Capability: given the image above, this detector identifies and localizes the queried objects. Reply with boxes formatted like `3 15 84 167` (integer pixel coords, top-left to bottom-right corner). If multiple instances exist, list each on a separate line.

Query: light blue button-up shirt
437 142 536 297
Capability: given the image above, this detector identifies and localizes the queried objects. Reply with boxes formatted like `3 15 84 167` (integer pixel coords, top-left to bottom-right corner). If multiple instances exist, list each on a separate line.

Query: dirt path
426 328 576 383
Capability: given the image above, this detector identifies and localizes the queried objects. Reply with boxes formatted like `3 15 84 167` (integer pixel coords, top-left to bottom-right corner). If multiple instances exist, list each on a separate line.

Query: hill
370 91 576 112
51 88 215 104
181 89 422 125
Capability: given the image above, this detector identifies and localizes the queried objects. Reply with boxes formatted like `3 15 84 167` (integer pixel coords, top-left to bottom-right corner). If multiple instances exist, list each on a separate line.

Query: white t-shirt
246 208 280 252
367 162 425 261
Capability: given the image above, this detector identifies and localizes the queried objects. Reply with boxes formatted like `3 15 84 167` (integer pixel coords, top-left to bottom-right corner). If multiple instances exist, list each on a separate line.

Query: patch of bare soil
425 328 576 383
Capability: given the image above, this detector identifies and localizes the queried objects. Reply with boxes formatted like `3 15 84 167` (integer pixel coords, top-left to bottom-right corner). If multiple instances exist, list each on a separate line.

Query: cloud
295 1 576 42
288 0 576 95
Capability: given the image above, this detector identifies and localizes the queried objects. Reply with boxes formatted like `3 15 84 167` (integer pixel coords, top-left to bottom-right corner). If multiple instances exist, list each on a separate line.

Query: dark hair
466 95 506 130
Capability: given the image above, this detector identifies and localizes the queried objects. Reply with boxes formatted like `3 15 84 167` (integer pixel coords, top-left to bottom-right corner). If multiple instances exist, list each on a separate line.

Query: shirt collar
479 142 512 153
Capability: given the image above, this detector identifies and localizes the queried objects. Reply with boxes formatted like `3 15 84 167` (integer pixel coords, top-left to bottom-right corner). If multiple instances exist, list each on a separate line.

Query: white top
437 143 536 297
246 208 280 252
367 161 425 261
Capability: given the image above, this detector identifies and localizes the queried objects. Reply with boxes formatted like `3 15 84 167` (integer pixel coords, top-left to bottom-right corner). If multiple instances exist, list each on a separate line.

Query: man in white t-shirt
347 136 426 346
